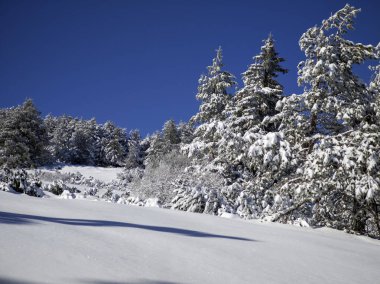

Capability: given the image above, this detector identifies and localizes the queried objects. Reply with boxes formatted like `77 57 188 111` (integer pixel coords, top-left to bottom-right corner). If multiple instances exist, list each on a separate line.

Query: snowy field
1 191 380 284
40 165 124 183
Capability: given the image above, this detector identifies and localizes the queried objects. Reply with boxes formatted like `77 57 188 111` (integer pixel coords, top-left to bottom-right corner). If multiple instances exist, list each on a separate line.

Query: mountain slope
0 191 379 284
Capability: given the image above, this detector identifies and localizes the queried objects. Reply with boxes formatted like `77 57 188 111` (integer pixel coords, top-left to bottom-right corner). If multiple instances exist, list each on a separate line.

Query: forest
1 4 379 238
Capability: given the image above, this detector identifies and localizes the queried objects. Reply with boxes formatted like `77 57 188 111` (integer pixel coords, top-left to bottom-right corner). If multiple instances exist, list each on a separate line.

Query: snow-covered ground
1 191 379 284
49 165 124 183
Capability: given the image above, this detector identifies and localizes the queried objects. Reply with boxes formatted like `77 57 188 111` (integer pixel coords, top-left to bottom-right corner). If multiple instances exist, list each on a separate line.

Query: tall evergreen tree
101 121 128 166
46 115 75 163
229 34 288 133
177 121 194 144
125 129 143 169
186 47 236 161
144 132 166 168
272 5 380 237
297 4 378 135
162 119 180 145
191 47 236 124
69 120 95 165
0 99 48 168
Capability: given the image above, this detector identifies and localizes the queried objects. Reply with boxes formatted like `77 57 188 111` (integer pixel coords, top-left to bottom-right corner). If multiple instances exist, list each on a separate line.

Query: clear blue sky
1 0 379 136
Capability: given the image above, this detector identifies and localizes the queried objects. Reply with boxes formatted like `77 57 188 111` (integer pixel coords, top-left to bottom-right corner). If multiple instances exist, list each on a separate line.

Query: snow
44 165 124 183
220 212 240 219
1 191 380 284
145 198 161 208
59 189 75 200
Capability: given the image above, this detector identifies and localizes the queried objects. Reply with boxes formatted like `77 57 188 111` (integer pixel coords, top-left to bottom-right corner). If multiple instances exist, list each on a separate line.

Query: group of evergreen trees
132 5 380 237
45 115 129 166
0 100 142 168
1 4 379 237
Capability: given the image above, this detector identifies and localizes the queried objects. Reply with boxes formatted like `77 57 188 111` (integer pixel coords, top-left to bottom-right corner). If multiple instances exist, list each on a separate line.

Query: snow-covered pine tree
191 47 236 124
20 99 49 166
101 121 128 166
0 99 48 168
125 129 144 169
162 119 180 145
144 120 182 169
86 118 103 165
215 34 288 198
229 34 288 134
46 115 75 164
185 47 236 161
212 36 289 218
177 121 194 144
175 48 237 216
68 119 97 165
144 132 166 168
0 107 31 168
271 5 380 237
297 4 378 135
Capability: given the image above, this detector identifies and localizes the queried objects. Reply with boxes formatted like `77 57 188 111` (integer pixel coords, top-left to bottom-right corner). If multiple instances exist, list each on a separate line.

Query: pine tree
162 119 180 145
211 36 289 214
177 121 194 144
69 120 95 165
86 118 102 165
0 107 31 168
101 121 127 166
271 5 380 238
216 35 288 188
47 115 75 163
144 132 167 168
297 4 378 135
191 47 236 124
229 34 288 133
0 99 48 168
185 47 236 161
125 129 143 169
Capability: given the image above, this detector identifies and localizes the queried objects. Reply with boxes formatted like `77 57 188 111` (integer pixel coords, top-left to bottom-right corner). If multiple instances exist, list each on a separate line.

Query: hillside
1 190 379 284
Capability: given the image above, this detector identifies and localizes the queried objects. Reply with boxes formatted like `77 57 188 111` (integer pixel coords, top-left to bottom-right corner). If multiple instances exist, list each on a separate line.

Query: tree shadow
0 277 39 284
0 276 181 284
0 211 254 242
80 279 181 284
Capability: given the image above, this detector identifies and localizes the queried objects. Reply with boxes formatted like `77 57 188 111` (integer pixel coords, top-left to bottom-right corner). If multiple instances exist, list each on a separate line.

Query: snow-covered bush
60 190 76 199
171 166 225 214
117 167 144 184
46 180 78 196
0 168 44 197
128 150 191 205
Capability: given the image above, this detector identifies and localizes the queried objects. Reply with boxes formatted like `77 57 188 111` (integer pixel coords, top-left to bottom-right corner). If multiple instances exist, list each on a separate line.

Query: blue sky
1 0 379 136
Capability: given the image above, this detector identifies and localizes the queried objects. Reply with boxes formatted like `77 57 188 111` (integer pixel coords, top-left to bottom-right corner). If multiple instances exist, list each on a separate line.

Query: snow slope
59 165 123 183
1 191 379 284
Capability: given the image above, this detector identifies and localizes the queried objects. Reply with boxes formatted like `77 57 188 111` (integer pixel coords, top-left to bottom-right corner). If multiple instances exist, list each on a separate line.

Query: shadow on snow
0 277 181 284
80 279 181 284
0 211 254 242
